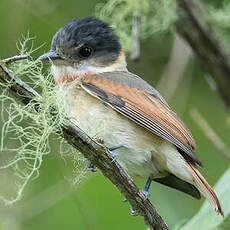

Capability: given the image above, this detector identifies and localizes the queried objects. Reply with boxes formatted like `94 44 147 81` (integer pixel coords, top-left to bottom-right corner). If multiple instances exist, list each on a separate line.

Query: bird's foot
130 206 138 216
142 189 150 198
110 152 119 161
129 189 150 216
83 158 97 172
87 163 96 172
129 177 153 216
123 198 127 202
108 144 123 161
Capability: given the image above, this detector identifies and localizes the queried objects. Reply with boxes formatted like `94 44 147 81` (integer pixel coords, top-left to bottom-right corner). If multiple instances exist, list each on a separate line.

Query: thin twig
1 55 29 65
176 0 230 108
0 61 169 230
190 108 230 160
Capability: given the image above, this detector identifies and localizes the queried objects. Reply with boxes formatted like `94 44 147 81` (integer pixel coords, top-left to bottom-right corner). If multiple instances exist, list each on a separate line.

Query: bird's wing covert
81 72 201 166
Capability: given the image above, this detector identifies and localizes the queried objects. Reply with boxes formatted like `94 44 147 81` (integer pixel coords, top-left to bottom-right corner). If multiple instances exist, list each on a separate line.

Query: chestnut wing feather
81 73 201 166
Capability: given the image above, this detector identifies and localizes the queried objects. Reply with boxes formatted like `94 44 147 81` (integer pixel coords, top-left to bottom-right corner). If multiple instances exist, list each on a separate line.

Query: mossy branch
0 61 169 230
176 0 230 108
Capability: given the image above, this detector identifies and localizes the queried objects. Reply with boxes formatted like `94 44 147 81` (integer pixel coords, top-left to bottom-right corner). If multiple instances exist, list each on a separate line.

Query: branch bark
0 62 169 230
176 0 230 108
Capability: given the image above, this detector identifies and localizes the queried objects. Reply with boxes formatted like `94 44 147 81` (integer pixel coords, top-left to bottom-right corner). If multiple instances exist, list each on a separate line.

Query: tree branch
0 62 169 230
176 0 230 108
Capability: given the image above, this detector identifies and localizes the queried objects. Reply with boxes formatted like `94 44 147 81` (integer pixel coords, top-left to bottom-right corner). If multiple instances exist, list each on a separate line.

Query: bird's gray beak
38 50 62 63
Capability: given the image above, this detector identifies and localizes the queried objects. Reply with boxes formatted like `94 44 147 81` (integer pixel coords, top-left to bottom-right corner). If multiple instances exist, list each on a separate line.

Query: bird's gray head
39 17 127 82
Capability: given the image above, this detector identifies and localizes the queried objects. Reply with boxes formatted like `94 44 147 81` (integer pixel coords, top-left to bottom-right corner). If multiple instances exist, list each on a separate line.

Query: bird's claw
87 164 96 172
130 206 138 216
110 151 119 162
83 158 97 172
108 145 123 161
142 189 150 198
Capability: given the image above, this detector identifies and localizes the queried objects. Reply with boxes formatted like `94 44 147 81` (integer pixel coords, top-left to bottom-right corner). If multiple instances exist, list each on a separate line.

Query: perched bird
39 16 223 217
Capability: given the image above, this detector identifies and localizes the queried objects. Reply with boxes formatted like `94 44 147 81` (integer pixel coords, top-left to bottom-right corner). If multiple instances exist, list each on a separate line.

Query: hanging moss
95 0 177 52
208 2 230 48
0 36 86 205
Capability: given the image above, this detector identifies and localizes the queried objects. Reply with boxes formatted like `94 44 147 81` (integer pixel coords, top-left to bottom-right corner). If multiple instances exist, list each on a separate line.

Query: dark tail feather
154 174 201 199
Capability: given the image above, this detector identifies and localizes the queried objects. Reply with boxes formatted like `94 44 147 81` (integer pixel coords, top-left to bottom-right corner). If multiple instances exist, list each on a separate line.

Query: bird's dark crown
50 17 121 66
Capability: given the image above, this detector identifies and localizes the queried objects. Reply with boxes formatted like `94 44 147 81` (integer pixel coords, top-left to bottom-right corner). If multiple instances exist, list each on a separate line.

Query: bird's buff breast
57 82 166 178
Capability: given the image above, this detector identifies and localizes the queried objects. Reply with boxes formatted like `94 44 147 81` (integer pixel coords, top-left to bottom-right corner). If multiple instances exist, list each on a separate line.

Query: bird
38 16 224 217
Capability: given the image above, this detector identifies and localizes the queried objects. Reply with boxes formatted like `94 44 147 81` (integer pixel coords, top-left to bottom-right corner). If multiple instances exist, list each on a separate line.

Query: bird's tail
187 162 224 217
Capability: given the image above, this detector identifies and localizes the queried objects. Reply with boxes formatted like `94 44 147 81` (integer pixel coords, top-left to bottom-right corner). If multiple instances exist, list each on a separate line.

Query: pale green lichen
208 2 230 30
96 0 230 53
0 36 86 205
208 2 230 49
95 0 177 52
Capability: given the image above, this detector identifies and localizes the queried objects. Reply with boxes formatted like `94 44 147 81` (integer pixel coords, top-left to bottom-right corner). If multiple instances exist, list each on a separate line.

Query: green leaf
178 168 230 230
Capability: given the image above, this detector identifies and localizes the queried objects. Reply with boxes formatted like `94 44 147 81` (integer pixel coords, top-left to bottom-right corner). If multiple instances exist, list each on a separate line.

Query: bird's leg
130 176 153 216
108 144 123 151
142 176 153 197
108 144 123 158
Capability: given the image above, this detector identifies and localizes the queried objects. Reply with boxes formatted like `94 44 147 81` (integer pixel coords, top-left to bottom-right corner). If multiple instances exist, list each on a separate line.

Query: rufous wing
80 72 201 166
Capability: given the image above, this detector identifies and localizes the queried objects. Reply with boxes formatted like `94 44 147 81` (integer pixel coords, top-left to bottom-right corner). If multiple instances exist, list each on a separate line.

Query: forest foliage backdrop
0 0 230 229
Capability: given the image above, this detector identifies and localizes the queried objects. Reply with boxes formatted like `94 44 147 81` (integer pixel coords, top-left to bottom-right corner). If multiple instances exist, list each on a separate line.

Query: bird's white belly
57 83 168 178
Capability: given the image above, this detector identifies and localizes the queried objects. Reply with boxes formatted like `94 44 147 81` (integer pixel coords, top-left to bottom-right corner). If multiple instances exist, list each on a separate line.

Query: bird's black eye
79 46 93 58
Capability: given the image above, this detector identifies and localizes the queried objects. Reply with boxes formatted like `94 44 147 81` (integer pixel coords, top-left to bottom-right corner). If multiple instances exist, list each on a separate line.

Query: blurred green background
0 0 230 229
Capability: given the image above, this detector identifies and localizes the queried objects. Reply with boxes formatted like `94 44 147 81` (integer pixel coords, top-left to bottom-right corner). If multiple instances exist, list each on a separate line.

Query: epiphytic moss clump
96 0 177 52
0 36 86 205
96 0 230 53
208 2 230 49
